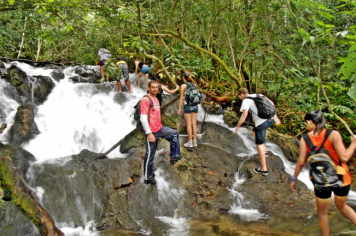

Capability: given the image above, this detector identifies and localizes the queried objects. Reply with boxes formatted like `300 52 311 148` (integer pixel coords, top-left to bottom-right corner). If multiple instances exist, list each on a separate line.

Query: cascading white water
1 62 146 160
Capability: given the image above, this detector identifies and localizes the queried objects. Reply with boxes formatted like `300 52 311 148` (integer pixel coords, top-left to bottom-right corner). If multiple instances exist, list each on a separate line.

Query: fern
331 105 354 114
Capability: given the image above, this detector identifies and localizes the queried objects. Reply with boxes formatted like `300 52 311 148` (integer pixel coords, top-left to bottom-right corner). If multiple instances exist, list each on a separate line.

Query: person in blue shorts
135 59 150 89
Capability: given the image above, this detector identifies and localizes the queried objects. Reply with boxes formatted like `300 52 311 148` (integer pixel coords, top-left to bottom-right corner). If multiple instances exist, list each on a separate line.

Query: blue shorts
184 105 198 114
253 118 274 145
141 66 150 74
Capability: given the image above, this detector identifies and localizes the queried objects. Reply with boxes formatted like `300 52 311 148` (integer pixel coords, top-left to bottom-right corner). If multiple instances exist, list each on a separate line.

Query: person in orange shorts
291 110 356 236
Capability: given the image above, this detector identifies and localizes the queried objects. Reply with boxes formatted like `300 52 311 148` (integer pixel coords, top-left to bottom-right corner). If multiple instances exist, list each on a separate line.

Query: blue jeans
183 105 198 114
141 65 150 74
253 118 274 145
144 126 181 180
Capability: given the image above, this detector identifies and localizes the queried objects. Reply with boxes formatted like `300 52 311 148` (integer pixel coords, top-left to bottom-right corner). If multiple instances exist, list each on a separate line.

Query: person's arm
235 109 249 134
291 137 308 192
330 131 356 163
134 60 140 76
178 84 187 115
161 84 179 94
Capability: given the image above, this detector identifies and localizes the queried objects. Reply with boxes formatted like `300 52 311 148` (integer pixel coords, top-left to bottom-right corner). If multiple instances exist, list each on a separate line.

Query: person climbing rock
235 87 281 176
115 56 131 94
291 111 356 236
98 46 111 81
135 59 150 89
140 80 182 185
155 77 179 108
178 72 202 148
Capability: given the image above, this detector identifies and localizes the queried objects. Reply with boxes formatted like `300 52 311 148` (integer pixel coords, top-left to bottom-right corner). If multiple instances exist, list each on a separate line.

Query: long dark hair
304 110 326 134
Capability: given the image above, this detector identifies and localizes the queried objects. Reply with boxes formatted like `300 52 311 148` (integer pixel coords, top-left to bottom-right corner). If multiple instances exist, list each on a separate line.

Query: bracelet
291 176 297 182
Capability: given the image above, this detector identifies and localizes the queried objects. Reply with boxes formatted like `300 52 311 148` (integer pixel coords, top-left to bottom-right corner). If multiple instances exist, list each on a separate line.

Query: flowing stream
0 61 355 235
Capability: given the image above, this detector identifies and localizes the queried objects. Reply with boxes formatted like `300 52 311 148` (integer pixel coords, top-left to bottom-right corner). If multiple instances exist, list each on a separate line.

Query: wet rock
50 69 65 82
267 131 300 162
0 62 5 69
3 65 28 97
69 66 101 83
203 102 224 115
3 65 55 105
8 104 39 147
119 128 145 154
223 107 238 127
32 75 55 104
0 143 36 179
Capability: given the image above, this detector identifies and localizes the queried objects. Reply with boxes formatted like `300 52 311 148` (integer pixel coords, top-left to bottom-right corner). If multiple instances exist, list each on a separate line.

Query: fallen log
0 155 64 236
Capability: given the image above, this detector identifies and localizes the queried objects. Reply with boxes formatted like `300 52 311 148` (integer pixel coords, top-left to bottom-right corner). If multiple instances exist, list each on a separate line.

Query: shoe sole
253 168 268 176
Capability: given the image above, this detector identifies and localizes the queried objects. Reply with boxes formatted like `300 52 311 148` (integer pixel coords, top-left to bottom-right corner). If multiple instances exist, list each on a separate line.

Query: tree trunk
17 17 27 59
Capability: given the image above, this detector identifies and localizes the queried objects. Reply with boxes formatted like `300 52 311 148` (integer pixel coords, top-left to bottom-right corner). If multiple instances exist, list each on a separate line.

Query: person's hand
235 126 240 135
274 117 281 126
148 133 156 142
291 181 297 192
351 135 356 144
179 108 183 116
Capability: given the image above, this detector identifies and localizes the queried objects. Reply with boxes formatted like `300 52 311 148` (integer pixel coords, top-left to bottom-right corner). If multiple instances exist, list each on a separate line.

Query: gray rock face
69 66 101 83
3 65 55 105
50 70 65 82
31 75 55 104
8 104 39 147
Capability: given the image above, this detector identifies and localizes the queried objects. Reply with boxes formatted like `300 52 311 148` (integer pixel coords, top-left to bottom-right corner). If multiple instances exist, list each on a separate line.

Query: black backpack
133 95 153 132
245 94 276 119
185 82 202 106
303 130 343 189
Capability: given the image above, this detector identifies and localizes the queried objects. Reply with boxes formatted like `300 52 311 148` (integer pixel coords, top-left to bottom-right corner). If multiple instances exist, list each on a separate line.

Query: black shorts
314 185 350 199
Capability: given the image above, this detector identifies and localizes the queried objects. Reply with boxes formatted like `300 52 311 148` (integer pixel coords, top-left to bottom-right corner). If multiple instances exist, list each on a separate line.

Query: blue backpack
185 83 202 106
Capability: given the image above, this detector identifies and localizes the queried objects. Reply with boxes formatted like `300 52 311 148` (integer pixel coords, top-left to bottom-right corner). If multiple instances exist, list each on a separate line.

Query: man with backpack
235 87 281 176
137 80 182 185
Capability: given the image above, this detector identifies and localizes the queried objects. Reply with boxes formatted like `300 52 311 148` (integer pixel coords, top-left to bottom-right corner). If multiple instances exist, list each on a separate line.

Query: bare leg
334 195 356 225
137 72 143 88
184 113 193 141
116 81 122 93
191 112 198 140
100 66 105 79
106 72 109 82
144 74 149 89
256 144 267 171
315 196 331 236
125 80 131 94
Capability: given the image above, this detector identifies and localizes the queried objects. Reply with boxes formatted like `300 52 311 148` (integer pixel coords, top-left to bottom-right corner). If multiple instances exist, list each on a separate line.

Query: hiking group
99 49 356 234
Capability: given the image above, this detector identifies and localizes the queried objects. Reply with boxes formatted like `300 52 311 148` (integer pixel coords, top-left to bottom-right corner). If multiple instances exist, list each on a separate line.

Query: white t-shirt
98 48 111 61
240 94 274 127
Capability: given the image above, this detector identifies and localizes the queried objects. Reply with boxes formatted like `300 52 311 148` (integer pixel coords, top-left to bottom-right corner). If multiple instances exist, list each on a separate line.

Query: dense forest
1 0 356 141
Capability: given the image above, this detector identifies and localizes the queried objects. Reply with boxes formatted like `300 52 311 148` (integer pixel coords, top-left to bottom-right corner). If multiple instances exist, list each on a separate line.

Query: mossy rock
223 108 238 127
161 114 181 129
119 128 145 153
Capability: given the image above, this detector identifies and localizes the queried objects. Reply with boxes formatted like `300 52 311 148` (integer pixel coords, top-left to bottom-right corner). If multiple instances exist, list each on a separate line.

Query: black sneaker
253 167 268 176
144 179 156 185
170 155 182 165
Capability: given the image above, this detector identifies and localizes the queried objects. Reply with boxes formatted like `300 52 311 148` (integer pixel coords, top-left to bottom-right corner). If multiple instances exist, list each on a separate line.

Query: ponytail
304 110 326 133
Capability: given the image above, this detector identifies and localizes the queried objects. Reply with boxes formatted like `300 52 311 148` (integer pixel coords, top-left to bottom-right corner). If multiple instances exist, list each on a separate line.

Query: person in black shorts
291 111 356 236
115 56 131 94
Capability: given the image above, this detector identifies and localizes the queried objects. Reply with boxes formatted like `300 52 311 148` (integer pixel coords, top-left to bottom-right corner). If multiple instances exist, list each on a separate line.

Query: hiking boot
184 141 193 148
193 140 198 147
144 179 156 185
253 167 269 176
170 155 182 165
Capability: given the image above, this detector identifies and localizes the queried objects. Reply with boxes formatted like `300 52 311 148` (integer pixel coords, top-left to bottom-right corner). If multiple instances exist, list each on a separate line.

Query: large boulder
31 75 55 104
3 65 55 105
8 104 39 147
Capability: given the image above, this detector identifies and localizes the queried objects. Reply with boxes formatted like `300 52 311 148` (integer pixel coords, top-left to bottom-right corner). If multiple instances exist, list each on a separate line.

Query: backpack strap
303 129 333 153
143 95 154 124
